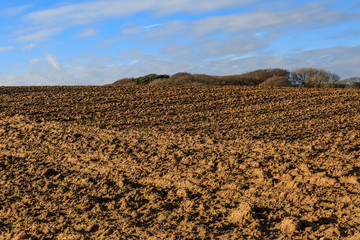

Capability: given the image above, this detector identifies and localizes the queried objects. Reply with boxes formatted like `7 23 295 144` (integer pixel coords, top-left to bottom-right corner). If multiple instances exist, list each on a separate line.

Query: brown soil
1 86 360 239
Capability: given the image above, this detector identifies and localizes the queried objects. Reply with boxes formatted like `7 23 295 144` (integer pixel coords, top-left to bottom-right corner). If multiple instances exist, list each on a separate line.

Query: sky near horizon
0 0 360 86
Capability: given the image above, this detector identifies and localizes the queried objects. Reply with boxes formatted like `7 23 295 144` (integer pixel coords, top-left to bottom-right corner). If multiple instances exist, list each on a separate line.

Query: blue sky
1 0 360 86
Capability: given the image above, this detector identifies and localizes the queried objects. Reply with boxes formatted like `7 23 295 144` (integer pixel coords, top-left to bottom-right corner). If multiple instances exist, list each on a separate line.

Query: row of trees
244 67 360 88
289 68 360 88
112 68 360 88
340 77 360 89
289 68 341 88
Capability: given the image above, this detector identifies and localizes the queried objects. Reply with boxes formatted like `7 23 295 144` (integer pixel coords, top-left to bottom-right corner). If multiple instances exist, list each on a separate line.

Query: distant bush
143 70 294 86
341 77 360 86
170 72 199 85
352 82 360 89
110 78 136 86
258 76 292 87
214 76 259 86
148 78 172 86
109 68 350 88
150 73 214 86
150 69 293 86
290 68 340 88
133 74 170 85
234 68 291 86
241 68 290 79
171 72 193 79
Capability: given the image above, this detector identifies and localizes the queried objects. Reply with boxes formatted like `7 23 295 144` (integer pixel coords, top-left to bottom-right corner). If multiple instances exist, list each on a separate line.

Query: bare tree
291 68 341 87
341 77 360 85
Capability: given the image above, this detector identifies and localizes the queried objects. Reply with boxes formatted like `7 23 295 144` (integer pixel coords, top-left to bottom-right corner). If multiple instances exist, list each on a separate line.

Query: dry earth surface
1 86 360 239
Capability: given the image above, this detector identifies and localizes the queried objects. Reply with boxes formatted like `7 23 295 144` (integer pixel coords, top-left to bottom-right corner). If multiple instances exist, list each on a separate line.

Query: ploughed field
1 86 360 240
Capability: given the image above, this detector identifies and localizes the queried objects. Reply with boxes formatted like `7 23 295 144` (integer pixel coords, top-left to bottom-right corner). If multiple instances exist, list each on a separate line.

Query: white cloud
15 0 359 57
2 44 360 86
21 0 352 34
16 28 62 42
75 28 98 38
0 59 124 86
1 4 32 16
22 0 254 26
28 58 41 68
23 1 155 26
141 4 347 40
144 24 162 29
0 46 15 52
44 53 62 70
23 43 36 51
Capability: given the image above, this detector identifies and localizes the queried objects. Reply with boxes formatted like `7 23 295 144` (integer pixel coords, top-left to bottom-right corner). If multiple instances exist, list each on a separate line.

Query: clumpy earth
0 86 360 239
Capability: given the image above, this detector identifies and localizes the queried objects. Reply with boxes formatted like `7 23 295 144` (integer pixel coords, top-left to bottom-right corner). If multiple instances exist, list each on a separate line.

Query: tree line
242 67 360 88
111 68 360 88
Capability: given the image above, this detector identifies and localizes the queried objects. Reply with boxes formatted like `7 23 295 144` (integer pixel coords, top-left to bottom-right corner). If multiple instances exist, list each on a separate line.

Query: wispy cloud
28 58 41 68
0 46 15 52
16 28 62 42
144 23 163 29
22 1 154 26
329 29 360 39
22 43 36 51
22 0 254 27
139 3 348 40
44 53 62 70
2 44 359 86
0 58 124 86
75 28 98 38
1 4 32 17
